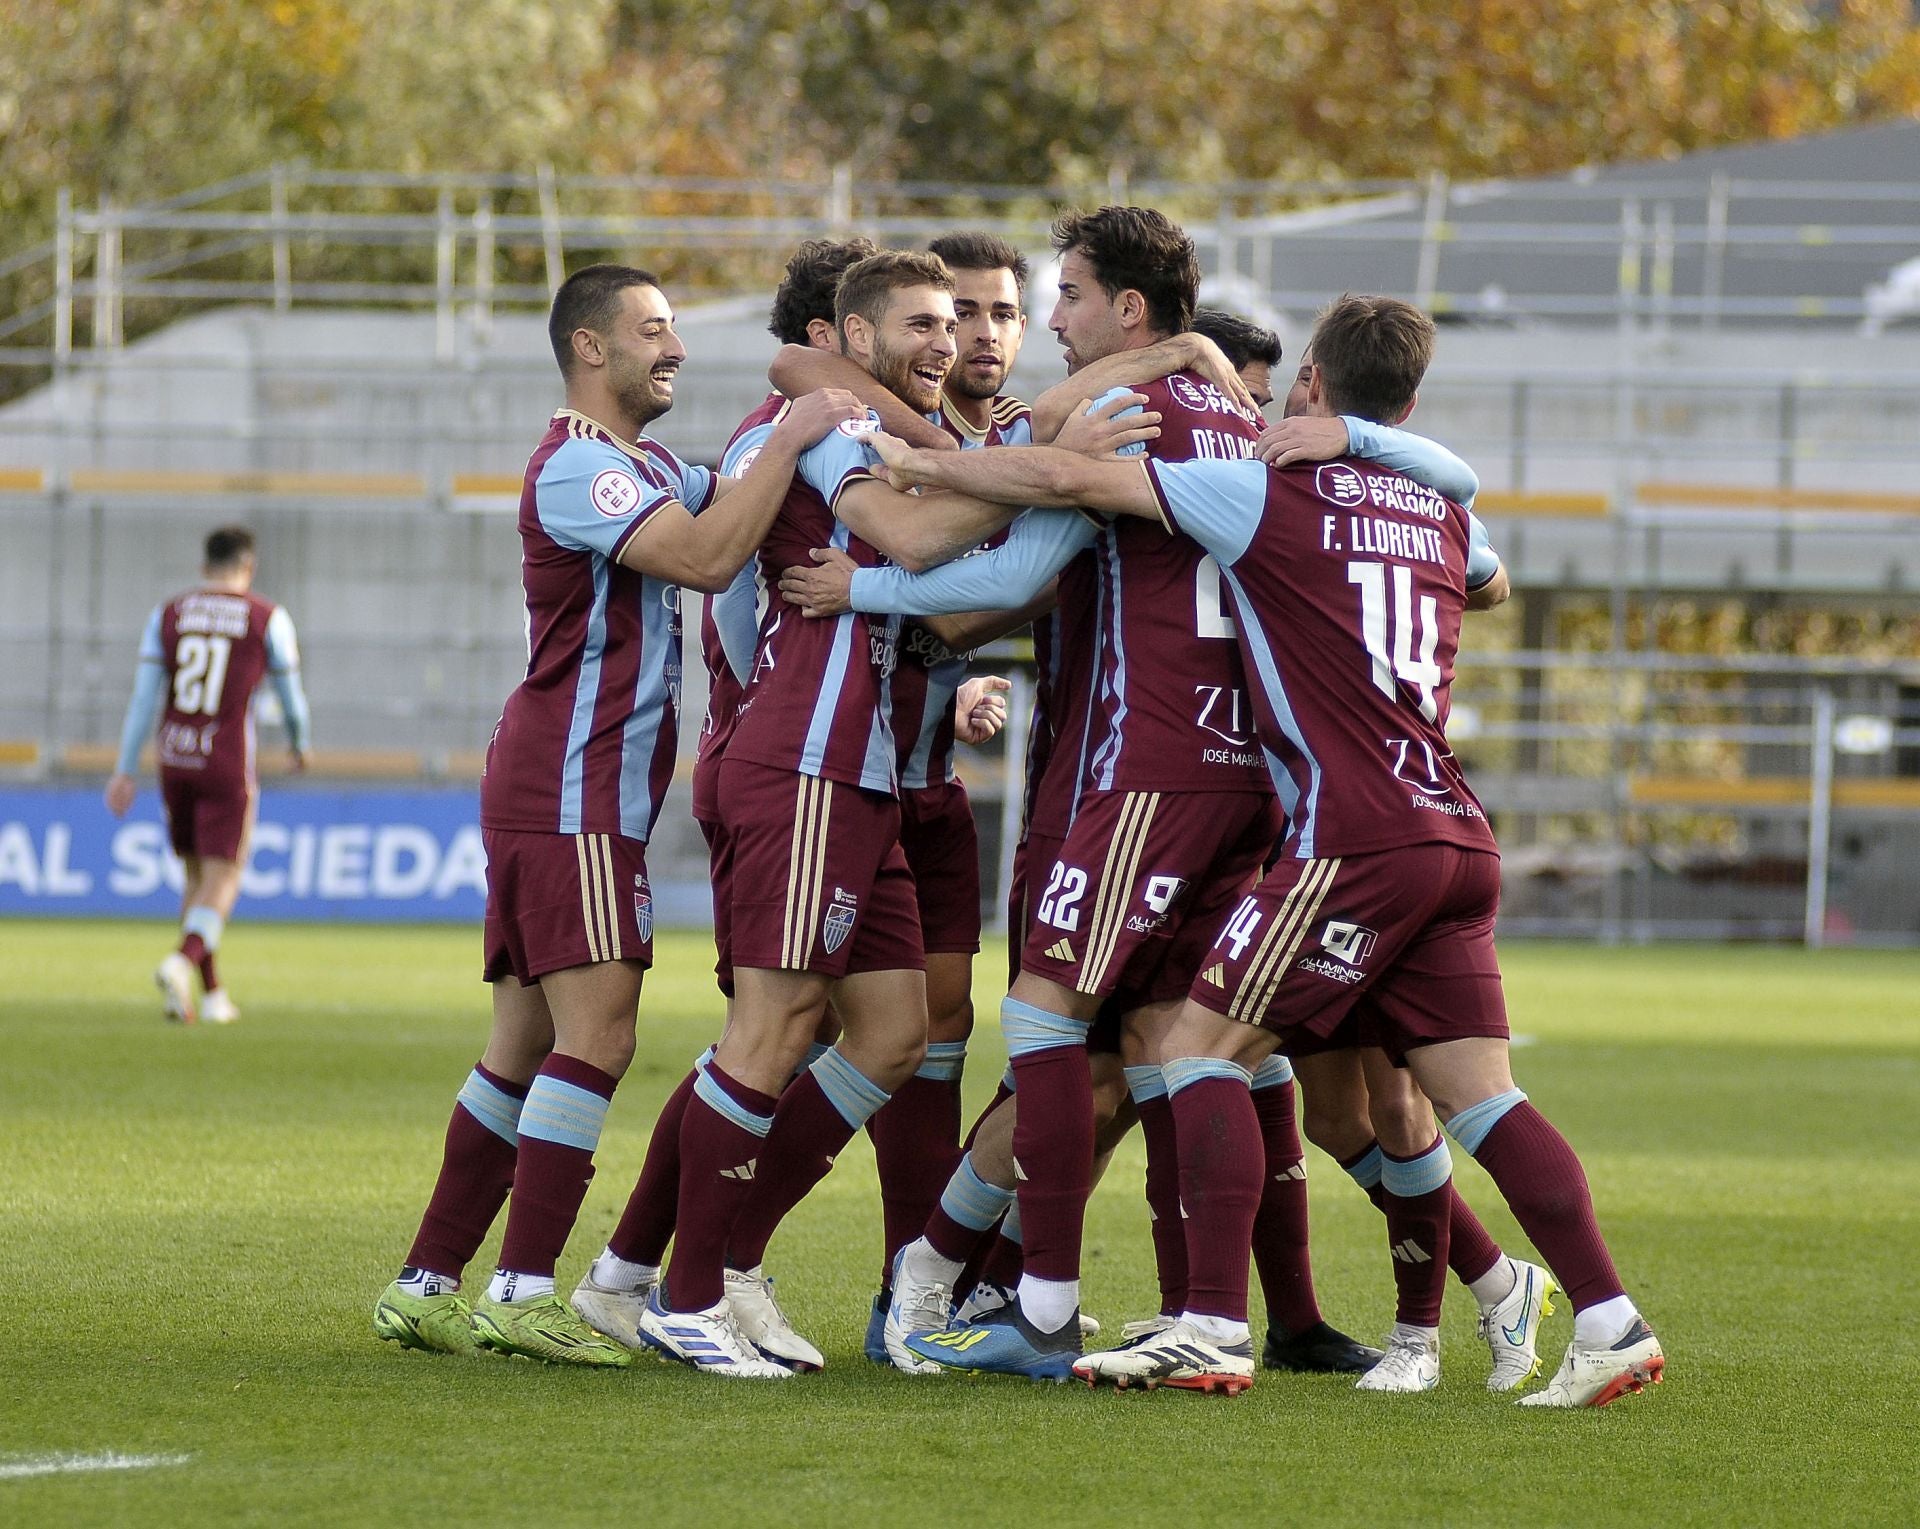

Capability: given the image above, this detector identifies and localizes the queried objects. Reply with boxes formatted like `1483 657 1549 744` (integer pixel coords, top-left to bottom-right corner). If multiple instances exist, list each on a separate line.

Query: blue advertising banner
0 787 487 922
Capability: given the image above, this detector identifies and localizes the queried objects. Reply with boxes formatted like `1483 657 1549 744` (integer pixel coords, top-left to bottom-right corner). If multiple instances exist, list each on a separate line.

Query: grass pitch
2 921 1917 1527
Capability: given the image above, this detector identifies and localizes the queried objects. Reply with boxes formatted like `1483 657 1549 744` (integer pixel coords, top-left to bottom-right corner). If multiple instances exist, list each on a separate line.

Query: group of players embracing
372 204 1666 1409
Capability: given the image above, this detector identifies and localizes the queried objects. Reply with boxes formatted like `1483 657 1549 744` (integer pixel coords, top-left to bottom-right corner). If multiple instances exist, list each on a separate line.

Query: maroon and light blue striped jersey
481 409 715 840
1145 454 1501 859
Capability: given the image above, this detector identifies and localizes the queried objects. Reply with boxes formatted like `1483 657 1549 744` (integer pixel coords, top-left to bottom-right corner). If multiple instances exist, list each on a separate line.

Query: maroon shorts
1190 844 1508 1059
1021 789 1280 1004
159 767 254 862
719 758 925 979
899 780 981 955
482 828 655 985
698 814 736 998
1004 831 1046 987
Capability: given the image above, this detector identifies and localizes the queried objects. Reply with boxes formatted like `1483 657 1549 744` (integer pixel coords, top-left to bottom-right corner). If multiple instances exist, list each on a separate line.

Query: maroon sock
668 1062 776 1310
1172 1076 1263 1322
961 1079 1013 1152
1134 1093 1188 1316
1352 1142 1507 1289
867 1075 962 1287
725 1070 859 1273
977 1228 1024 1291
495 1054 619 1279
179 931 217 990
1008 1045 1094 1283
606 1062 700 1266
1380 1136 1452 1327
406 1062 526 1279
1470 1101 1625 1310
1251 1078 1322 1333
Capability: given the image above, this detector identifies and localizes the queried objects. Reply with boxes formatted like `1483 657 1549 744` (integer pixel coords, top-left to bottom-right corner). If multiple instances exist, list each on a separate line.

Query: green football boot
372 1281 477 1356
471 1292 633 1368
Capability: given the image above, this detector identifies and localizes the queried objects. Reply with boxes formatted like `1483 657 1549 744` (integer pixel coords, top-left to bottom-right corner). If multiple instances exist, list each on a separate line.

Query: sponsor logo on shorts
822 888 859 955
590 468 644 518
1297 954 1365 985
1315 462 1367 508
1125 912 1166 935
1320 919 1378 968
633 873 653 942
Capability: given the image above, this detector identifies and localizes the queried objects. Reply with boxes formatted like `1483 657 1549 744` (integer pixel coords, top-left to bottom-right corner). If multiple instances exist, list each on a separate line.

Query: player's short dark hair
204 525 255 569
1050 206 1197 335
768 237 880 346
548 263 661 377
835 250 955 342
1310 294 1435 422
1191 307 1282 370
927 231 1028 294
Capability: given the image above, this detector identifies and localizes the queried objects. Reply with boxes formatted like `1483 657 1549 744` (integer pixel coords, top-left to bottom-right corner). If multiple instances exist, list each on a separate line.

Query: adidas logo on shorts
1045 939 1076 963
1200 963 1227 987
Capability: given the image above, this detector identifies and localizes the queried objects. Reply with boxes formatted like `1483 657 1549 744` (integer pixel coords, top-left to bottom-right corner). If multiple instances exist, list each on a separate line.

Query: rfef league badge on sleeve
822 889 859 955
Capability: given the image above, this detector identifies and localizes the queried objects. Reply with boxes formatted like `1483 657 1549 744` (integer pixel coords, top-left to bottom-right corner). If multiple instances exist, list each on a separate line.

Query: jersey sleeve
720 419 778 479
847 509 1095 616
1343 417 1480 510
1465 511 1502 591
114 614 168 776
137 605 165 664
534 436 684 560
1142 458 1269 568
798 411 884 510
1088 386 1150 459
709 562 761 686
263 605 301 674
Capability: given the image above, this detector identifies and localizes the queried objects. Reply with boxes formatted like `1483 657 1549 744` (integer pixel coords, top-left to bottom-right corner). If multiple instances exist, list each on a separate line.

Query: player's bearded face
1049 248 1126 373
947 267 1026 401
868 287 957 413
606 286 686 427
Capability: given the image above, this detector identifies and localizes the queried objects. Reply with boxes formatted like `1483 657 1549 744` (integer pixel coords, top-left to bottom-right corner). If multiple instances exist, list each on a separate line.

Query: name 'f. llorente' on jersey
482 409 716 842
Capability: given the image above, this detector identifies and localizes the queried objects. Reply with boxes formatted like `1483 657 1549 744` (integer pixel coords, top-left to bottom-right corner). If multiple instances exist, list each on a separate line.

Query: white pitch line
0 1452 191 1482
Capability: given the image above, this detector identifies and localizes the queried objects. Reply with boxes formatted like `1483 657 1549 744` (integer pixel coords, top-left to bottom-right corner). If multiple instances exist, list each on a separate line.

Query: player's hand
1053 392 1160 459
1255 415 1352 467
288 748 308 774
778 547 858 618
1182 333 1261 419
104 773 137 817
866 431 930 492
954 675 1012 744
774 387 868 448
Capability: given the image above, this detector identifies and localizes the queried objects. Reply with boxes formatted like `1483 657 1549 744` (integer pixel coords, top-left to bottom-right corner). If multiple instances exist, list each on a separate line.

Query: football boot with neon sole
1262 1320 1385 1374
372 1281 475 1356
1479 1260 1557 1391
569 1268 656 1351
1074 1321 1255 1395
724 1266 823 1372
1519 1317 1664 1408
155 953 196 1024
903 1304 1082 1381
956 1280 1101 1337
637 1288 793 1379
472 1292 632 1367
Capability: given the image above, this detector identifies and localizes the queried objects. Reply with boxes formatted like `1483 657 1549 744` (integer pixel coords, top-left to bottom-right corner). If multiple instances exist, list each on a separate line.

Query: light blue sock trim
693 1067 773 1139
916 1040 968 1082
1000 1200 1023 1247
518 1076 611 1153
1001 996 1090 1058
182 906 225 948
1162 1056 1253 1097
791 1040 831 1082
1344 1144 1384 1192
1250 1054 1294 1090
1446 1088 1529 1156
455 1068 523 1147
811 1047 891 1130
939 1156 1014 1232
1380 1137 1453 1198
1123 1064 1167 1103
693 1045 717 1076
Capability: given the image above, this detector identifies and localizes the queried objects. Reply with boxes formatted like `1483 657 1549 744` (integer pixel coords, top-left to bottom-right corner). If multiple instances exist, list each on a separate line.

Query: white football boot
155 953 197 1024
569 1267 656 1351
724 1266 824 1372
1478 1259 1557 1391
1354 1325 1441 1393
884 1243 953 1374
637 1289 794 1379
198 988 241 1025
1519 1317 1664 1408
1072 1320 1255 1394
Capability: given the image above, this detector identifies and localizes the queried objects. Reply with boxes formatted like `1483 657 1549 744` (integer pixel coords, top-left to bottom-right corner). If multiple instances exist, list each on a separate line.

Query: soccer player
105 526 310 1026
634 249 1026 1379
1190 307 1283 412
370 262 862 1370
863 294 1664 1408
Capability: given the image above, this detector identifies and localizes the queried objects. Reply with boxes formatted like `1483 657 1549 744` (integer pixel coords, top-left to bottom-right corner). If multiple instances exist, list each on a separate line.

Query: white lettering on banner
0 823 41 892
109 822 185 896
371 825 438 899
41 824 91 894
289 826 318 897
433 826 489 899
316 826 373 899
0 822 96 895
244 822 289 896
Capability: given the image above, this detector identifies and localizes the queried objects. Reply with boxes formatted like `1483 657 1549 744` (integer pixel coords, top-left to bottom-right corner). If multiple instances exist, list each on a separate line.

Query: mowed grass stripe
1 921 1916 1528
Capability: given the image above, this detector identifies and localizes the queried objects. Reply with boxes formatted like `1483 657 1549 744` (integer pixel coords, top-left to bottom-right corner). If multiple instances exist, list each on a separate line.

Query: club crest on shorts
822 888 859 955
633 873 653 941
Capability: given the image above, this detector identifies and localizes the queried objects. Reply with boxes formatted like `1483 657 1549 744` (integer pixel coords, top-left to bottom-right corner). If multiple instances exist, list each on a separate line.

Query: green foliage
3 921 1919 1526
